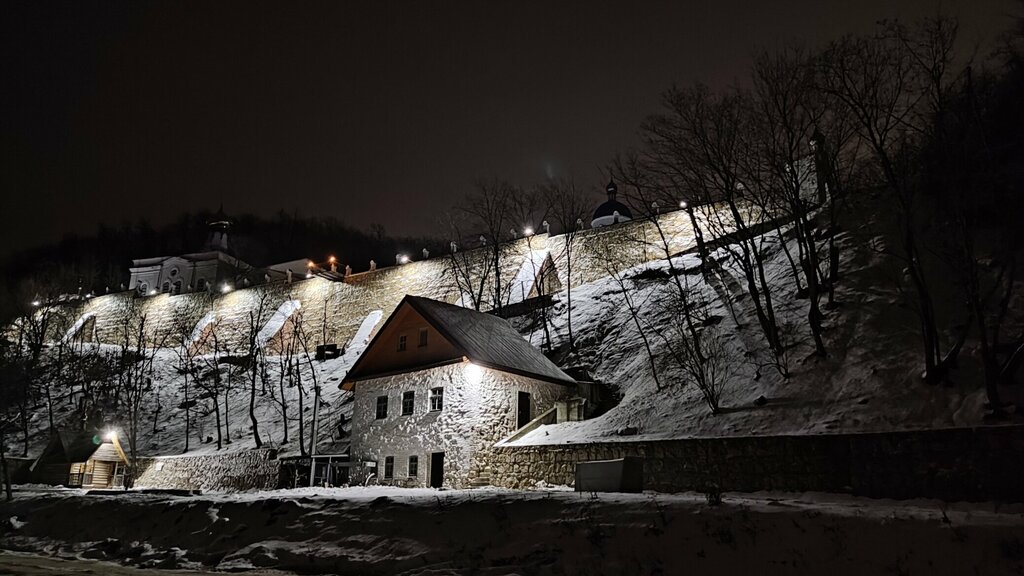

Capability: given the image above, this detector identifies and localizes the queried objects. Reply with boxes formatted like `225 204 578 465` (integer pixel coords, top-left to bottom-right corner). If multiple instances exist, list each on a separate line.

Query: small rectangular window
375 395 388 419
429 387 444 411
408 455 418 477
402 391 415 416
418 328 428 347
384 456 394 479
398 335 407 351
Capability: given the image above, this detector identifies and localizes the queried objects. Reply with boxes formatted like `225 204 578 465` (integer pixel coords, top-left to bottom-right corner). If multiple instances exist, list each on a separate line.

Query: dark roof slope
345 295 576 386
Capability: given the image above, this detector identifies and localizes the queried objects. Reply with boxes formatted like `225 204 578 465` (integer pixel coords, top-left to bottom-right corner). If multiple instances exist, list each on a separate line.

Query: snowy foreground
1 485 1022 575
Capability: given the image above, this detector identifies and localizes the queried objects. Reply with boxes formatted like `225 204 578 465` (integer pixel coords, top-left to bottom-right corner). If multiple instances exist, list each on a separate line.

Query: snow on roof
345 295 576 386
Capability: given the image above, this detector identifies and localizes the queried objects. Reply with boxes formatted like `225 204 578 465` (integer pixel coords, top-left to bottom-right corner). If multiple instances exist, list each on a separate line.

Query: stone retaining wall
491 425 1024 502
135 449 280 492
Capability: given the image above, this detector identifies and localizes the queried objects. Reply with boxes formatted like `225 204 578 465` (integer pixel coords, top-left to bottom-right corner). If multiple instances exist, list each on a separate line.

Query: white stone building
343 295 576 488
127 208 252 296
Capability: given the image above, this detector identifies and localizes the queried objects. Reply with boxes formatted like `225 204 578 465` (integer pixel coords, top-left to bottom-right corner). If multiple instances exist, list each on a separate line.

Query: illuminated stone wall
42 206 725 353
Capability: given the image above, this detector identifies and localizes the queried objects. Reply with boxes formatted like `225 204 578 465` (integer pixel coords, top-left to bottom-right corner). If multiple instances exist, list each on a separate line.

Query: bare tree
540 177 590 351
817 17 959 382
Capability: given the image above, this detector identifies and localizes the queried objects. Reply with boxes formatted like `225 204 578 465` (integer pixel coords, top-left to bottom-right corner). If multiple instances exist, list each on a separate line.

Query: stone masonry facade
349 363 572 489
135 448 280 492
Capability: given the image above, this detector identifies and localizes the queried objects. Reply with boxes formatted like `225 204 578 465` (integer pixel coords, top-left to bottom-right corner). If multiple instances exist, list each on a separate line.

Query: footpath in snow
1 485 1022 575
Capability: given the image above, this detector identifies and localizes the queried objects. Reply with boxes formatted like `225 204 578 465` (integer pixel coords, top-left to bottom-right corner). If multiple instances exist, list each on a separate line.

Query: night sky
1 0 1016 258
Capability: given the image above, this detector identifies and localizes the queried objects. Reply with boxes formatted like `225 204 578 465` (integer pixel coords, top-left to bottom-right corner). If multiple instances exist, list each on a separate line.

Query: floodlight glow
31 300 40 307
105 430 118 441
307 260 315 268
328 255 336 263
398 254 410 264
524 227 534 236
464 361 484 385
680 200 688 209
221 283 233 293
149 290 157 296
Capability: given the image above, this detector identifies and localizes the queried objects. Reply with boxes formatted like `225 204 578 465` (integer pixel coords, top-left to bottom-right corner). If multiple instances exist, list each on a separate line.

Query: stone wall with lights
348 363 572 489
489 425 1024 501
135 448 280 491
30 200 773 355
47 231 553 353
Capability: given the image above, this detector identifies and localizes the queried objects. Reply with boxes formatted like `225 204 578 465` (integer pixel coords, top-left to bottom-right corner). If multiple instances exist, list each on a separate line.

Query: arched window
161 281 171 294
172 280 183 295
138 283 149 296
196 278 208 291
169 267 179 278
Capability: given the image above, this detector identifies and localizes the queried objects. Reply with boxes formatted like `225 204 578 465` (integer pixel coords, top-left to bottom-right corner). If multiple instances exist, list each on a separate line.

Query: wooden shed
30 431 128 489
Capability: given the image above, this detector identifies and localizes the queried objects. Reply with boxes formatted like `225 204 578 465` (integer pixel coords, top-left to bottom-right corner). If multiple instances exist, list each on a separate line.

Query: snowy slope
508 218 1002 445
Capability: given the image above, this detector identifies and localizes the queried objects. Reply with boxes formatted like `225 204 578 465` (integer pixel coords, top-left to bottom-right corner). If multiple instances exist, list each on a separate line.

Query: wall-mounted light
31 300 41 307
464 361 483 385
328 255 337 264
679 200 688 209
221 283 233 294
398 254 410 264
105 429 118 441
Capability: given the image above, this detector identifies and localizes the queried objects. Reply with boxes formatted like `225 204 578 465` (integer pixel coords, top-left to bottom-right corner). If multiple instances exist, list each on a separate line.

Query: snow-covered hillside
15 196 1018 461
507 216 1003 445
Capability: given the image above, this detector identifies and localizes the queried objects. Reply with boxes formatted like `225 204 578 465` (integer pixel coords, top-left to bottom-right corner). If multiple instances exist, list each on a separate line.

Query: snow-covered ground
1 485 1022 575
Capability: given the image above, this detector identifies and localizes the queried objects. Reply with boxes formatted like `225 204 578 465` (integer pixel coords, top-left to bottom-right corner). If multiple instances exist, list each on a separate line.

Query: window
162 281 171 293
375 395 388 419
172 280 183 295
169 268 179 278
196 278 208 291
384 456 394 479
429 387 444 411
138 283 149 296
398 334 407 351
402 391 415 416
408 455 418 477
418 328 428 347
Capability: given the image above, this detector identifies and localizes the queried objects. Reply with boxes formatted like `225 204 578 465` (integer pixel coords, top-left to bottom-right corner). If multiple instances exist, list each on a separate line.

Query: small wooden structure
30 431 128 489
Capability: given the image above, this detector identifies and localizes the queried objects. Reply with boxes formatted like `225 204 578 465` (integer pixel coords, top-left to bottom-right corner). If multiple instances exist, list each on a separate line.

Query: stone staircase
469 467 492 488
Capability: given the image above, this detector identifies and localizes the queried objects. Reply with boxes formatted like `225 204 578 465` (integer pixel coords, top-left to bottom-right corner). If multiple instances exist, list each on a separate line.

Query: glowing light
221 283 233 294
31 300 41 307
307 260 315 268
523 227 534 236
105 430 118 441
328 255 337 264
306 273 313 278
464 361 484 385
679 200 688 209
398 254 410 264
149 290 157 296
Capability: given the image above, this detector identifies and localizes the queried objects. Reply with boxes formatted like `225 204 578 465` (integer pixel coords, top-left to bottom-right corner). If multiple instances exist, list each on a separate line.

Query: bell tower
205 205 232 253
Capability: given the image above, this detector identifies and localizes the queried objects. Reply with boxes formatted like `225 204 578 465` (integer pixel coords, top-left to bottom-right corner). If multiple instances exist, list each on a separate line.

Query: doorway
430 452 445 488
517 391 531 428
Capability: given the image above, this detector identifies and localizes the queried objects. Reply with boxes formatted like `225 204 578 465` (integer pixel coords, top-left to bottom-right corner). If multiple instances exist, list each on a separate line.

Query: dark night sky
1 0 1017 258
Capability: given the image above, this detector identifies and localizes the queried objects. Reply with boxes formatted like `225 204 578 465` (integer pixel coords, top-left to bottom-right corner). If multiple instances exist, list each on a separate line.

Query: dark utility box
315 343 340 361
575 457 644 493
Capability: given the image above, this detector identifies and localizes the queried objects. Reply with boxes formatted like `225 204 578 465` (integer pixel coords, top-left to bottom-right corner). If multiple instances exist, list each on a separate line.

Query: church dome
591 180 633 228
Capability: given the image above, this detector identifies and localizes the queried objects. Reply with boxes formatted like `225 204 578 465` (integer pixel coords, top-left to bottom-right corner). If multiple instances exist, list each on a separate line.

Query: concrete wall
135 449 280 492
349 363 572 489
490 425 1024 502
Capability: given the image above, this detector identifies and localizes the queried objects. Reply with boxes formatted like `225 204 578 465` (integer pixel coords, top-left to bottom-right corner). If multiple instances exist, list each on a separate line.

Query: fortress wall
42 206 740 353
